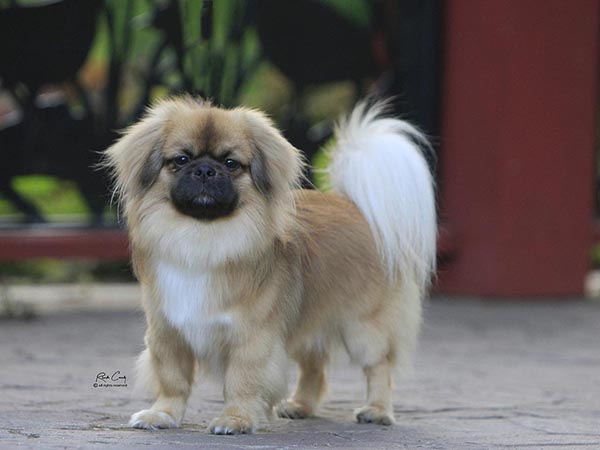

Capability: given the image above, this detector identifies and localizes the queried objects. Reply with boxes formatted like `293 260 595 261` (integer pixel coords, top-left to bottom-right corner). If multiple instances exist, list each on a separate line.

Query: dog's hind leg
341 318 397 425
277 350 328 419
349 287 421 425
355 358 395 425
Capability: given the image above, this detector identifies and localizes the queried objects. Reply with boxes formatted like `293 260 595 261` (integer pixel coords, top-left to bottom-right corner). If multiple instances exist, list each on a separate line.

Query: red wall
437 0 600 296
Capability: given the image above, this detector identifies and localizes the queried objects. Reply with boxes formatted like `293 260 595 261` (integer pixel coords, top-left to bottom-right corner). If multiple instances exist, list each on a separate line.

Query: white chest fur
155 260 235 360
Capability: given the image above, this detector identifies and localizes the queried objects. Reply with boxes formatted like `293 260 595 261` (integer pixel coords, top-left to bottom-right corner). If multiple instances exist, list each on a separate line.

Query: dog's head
103 97 304 265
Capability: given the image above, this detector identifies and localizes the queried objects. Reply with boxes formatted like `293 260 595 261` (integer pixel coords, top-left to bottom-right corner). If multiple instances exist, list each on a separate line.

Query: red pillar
437 0 600 296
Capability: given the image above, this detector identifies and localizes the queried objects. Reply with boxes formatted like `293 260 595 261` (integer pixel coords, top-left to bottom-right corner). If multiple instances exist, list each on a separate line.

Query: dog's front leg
129 320 195 430
209 333 287 435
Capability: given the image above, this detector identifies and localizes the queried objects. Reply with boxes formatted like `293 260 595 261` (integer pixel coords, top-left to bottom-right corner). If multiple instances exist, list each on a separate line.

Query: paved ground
1 293 599 449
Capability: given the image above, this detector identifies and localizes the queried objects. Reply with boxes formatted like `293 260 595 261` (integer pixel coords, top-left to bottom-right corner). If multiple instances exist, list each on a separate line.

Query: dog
103 96 436 434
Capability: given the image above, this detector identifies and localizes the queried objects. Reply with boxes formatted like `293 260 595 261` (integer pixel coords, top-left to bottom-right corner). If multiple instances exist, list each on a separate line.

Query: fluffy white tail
328 101 437 292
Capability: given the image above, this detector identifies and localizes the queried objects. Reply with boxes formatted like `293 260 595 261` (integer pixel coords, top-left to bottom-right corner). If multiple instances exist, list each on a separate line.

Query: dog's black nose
193 164 217 180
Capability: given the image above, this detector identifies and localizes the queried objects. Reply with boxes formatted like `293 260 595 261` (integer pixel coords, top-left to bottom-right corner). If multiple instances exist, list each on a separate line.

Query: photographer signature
93 371 127 388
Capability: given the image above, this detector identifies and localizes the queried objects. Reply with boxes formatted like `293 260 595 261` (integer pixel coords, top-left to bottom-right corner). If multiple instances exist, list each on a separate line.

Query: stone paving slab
1 297 599 449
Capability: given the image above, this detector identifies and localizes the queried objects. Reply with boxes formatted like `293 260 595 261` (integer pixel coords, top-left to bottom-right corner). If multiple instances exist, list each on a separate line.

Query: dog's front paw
129 409 179 430
355 405 395 426
276 399 314 419
209 415 254 435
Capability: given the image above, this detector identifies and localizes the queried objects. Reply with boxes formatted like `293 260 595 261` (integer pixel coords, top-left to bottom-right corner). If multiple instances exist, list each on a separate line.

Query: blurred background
0 0 598 313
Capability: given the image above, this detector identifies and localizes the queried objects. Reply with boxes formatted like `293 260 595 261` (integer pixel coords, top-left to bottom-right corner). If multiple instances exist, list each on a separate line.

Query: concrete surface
1 283 140 315
1 295 599 449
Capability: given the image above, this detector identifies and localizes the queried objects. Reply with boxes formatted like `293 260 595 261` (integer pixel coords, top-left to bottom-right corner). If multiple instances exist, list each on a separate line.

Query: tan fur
104 97 423 434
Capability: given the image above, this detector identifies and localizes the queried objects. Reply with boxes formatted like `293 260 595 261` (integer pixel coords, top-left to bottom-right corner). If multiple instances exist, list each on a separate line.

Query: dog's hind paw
209 415 254 435
355 405 395 426
276 399 315 419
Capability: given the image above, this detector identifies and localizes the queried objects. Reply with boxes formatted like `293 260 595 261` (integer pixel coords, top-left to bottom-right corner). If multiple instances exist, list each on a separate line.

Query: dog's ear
103 99 189 213
104 111 162 209
138 142 164 191
250 146 272 197
240 109 305 198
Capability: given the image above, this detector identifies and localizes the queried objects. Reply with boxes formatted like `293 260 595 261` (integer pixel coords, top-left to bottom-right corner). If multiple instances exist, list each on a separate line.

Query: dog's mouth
171 192 238 221
193 193 217 208
170 173 239 221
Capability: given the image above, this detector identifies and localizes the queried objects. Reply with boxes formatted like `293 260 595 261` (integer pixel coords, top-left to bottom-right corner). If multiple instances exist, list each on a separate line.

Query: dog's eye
173 155 189 167
224 158 240 170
